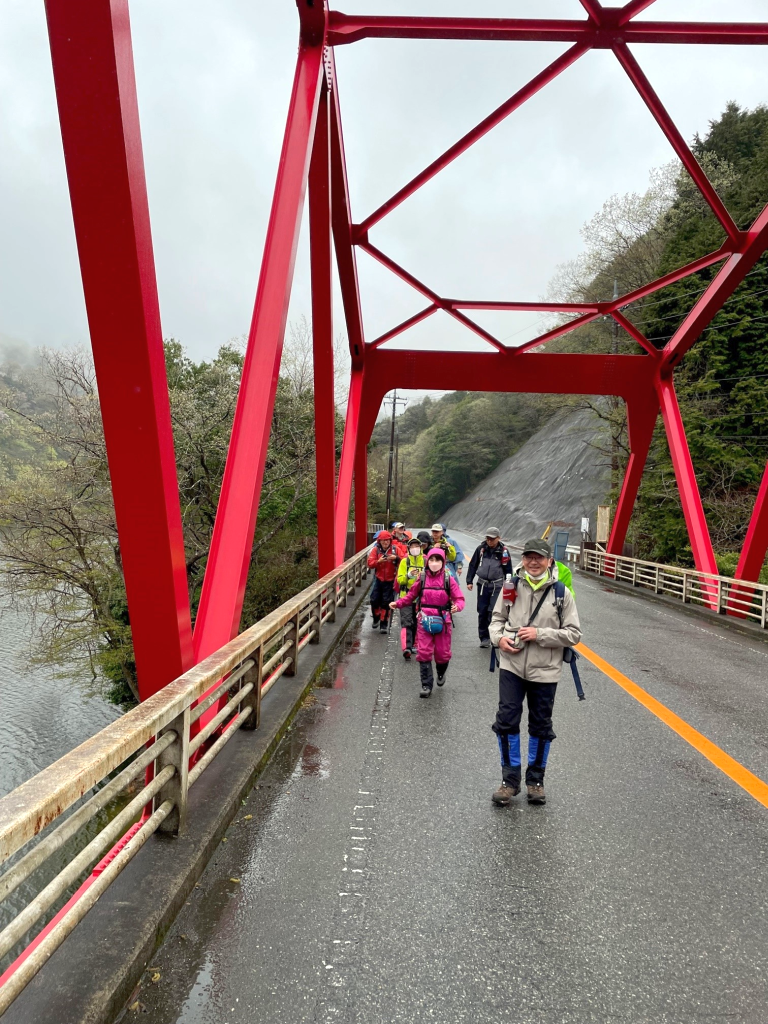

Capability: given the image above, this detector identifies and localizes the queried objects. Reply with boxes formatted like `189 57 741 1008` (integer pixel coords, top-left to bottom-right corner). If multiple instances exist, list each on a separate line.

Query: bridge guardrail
0 546 371 1013
582 548 768 628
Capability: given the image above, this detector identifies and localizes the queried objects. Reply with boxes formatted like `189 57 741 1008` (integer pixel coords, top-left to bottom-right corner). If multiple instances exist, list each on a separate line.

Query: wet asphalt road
134 531 768 1024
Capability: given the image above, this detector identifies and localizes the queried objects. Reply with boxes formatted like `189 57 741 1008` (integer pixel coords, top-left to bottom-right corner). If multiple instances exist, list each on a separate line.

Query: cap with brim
416 532 431 545
430 523 444 532
485 527 501 539
392 522 405 529
521 538 551 558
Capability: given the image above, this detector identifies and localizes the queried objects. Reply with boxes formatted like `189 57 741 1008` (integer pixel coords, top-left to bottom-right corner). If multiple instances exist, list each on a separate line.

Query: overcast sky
0 0 766 367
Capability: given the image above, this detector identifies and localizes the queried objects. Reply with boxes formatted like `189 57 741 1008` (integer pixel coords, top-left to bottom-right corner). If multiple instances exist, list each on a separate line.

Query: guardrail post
716 578 724 614
327 582 337 623
654 566 660 593
286 611 300 676
761 589 767 629
338 568 347 608
311 593 322 644
631 561 637 586
156 707 190 835
682 571 689 603
241 646 263 730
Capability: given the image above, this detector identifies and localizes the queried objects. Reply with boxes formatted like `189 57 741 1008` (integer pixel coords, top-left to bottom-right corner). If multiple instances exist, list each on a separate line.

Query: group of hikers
367 523 581 808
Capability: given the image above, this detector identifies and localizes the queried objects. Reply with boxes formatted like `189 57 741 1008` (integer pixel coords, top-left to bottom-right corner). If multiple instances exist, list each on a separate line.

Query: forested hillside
373 103 768 578
0 327 325 705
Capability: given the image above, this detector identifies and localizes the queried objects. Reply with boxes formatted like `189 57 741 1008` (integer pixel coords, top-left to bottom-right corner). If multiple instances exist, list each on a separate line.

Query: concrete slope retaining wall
444 407 610 547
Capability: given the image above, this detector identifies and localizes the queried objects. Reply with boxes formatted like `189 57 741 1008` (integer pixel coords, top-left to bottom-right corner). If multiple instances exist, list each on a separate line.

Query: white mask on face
526 569 548 581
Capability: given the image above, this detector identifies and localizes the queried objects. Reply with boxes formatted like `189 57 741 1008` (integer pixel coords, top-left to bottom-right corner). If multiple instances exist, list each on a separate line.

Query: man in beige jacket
489 538 581 807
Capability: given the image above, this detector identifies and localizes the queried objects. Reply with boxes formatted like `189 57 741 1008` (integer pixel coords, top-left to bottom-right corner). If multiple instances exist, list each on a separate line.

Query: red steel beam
193 40 325 661
610 310 658 357
328 52 366 369
512 311 603 354
606 393 659 554
370 305 438 349
737 463 768 582
579 0 603 22
617 0 658 26
45 0 192 700
335 367 364 562
359 241 505 351
310 82 337 576
611 247 729 311
328 13 768 47
449 300 601 313
364 349 657 407
656 374 718 575
355 41 590 237
613 42 740 245
663 204 768 371
354 425 369 553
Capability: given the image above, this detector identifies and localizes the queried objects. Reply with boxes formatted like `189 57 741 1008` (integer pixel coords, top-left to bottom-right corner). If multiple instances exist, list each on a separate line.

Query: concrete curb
3 580 371 1024
579 568 768 647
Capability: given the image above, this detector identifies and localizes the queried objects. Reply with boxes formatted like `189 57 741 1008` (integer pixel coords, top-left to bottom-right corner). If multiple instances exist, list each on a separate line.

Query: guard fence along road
582 548 768 628
0 547 370 1014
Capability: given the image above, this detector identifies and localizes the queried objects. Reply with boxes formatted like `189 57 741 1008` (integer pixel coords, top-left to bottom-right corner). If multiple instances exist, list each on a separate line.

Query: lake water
0 589 121 799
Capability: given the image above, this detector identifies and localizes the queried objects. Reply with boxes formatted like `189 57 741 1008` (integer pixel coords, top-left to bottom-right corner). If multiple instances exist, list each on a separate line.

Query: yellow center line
576 641 768 809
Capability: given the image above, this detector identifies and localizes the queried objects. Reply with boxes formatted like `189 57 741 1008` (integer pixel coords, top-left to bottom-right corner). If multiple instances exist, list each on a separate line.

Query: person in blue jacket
444 532 464 579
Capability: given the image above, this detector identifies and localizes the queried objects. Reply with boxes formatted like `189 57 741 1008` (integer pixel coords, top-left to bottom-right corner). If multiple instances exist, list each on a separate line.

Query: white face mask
409 548 421 558
428 560 443 572
525 568 548 581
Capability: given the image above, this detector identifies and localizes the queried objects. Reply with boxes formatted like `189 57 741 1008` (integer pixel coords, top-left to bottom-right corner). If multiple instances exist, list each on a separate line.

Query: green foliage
0 333 325 707
368 390 556 523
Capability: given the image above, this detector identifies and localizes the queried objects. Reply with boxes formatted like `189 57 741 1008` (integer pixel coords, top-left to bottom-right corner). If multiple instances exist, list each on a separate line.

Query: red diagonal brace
607 393 659 554
656 374 718 576
370 305 439 349
613 42 740 245
736 462 768 583
328 52 366 369
611 310 658 356
193 40 325 661
663 203 768 371
356 41 590 236
617 0 659 26
45 0 192 700
335 367 364 562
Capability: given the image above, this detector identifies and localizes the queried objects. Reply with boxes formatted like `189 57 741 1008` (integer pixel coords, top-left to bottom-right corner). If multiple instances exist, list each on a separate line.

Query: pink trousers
415 619 453 663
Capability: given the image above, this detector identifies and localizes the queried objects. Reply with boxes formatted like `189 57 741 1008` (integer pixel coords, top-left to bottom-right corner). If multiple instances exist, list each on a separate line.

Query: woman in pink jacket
390 548 464 698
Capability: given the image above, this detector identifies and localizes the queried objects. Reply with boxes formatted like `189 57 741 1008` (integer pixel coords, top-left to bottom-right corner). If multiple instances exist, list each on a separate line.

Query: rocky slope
443 407 610 547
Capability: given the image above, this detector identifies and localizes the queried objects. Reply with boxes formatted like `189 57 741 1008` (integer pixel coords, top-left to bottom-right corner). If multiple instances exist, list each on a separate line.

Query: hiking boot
419 684 432 698
403 648 411 660
436 670 447 687
492 782 520 806
371 618 380 630
479 638 491 648
379 619 388 632
527 784 546 805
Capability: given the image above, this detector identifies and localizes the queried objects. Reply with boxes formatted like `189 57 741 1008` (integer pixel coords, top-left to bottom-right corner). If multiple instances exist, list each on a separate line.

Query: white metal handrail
582 548 768 628
0 545 370 1012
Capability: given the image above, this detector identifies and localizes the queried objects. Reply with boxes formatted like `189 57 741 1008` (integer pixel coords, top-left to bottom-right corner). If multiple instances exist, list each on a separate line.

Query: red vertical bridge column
309 79 338 576
45 0 192 699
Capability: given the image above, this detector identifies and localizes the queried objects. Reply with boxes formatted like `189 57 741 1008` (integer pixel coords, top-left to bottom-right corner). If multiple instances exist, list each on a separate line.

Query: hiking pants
492 669 557 786
399 604 416 650
476 582 502 641
370 578 394 624
415 619 453 664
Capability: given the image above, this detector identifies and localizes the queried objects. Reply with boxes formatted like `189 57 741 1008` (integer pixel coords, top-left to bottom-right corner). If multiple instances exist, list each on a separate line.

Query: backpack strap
553 580 565 628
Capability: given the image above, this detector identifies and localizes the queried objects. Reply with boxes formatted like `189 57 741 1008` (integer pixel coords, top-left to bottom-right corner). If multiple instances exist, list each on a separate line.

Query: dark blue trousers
492 669 557 785
476 582 502 640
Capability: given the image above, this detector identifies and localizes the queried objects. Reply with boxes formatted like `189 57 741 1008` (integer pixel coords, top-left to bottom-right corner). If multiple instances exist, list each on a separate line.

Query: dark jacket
467 541 512 588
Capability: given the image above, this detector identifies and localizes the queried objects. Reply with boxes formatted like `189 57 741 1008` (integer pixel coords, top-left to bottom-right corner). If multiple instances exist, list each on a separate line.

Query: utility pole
384 390 406 527
392 429 399 516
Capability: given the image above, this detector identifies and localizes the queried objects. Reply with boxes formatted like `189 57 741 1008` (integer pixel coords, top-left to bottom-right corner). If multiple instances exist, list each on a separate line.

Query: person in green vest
396 536 425 659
